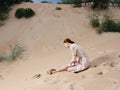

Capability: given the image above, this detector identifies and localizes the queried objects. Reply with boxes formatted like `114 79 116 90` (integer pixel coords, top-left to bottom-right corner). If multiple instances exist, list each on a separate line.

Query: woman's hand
69 60 78 66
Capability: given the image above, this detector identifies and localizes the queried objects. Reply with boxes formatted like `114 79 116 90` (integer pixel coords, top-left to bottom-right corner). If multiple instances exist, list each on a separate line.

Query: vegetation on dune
60 0 82 7
89 14 100 28
60 0 71 4
97 16 120 34
111 0 120 7
15 8 35 19
0 44 24 62
23 8 35 18
89 14 120 34
60 0 120 8
15 8 24 19
71 0 83 7
0 0 33 21
92 0 110 10
56 7 62 10
41 0 51 3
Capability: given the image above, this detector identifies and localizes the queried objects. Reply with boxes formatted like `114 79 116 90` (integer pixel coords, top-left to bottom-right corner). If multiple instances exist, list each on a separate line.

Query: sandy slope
0 3 120 90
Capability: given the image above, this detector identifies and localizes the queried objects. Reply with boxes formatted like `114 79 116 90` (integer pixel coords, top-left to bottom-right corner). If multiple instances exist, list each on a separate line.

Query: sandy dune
0 3 120 90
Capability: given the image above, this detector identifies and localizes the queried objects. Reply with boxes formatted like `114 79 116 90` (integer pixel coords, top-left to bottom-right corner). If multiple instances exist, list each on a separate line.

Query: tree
60 0 71 4
92 0 110 10
0 0 33 21
71 0 82 7
60 0 82 7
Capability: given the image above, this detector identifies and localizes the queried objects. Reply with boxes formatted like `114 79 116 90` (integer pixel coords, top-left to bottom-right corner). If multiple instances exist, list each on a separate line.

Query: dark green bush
60 0 82 7
0 0 9 21
97 16 120 34
15 8 24 19
41 0 49 3
15 8 35 19
60 0 71 4
0 55 6 62
0 0 33 21
23 8 35 18
56 7 62 10
90 14 100 28
71 0 82 7
92 0 110 10
0 12 8 21
118 0 120 7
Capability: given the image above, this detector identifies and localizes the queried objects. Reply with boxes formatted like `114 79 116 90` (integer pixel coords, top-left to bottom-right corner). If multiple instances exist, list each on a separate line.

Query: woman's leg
49 66 70 74
56 66 68 72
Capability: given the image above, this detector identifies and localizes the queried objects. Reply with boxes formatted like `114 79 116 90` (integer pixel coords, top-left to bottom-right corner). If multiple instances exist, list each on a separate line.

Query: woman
48 38 90 74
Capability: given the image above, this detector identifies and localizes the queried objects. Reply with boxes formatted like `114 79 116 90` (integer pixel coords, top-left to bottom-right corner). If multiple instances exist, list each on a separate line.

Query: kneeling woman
49 38 90 74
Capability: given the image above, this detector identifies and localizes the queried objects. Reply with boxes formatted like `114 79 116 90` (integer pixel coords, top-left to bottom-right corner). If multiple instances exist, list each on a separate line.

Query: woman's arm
70 46 78 66
70 45 82 65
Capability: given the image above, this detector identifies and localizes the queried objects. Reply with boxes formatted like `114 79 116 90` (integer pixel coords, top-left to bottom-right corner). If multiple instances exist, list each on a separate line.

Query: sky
32 0 60 3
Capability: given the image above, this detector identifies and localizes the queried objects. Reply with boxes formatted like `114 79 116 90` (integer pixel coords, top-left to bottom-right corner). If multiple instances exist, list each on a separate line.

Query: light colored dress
67 44 89 73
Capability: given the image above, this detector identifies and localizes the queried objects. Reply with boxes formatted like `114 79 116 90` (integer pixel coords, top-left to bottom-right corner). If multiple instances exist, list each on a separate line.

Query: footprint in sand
61 83 74 90
118 55 120 57
108 78 120 90
41 76 60 84
61 83 85 90
33 74 41 79
103 62 116 67
81 75 86 78
0 75 4 80
97 71 103 75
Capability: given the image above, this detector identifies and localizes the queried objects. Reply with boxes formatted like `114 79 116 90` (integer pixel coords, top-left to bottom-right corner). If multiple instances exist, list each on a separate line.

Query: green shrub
71 0 82 7
97 16 120 34
60 0 82 7
0 12 8 21
0 2 9 21
0 21 5 26
92 0 110 10
0 55 6 62
56 7 62 10
8 44 24 60
0 44 24 62
0 0 33 22
23 8 35 18
15 8 35 19
41 0 49 3
60 0 71 4
118 0 120 7
89 14 100 28
15 8 24 19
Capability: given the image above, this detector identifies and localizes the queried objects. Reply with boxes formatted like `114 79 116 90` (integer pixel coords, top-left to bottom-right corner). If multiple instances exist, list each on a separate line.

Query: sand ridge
0 3 120 90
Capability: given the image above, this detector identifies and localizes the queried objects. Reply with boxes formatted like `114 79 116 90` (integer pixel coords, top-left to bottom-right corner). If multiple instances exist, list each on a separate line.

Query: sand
0 3 120 90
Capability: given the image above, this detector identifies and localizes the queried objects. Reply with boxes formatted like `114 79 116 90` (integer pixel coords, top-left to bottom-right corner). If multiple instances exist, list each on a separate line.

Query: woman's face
64 42 70 48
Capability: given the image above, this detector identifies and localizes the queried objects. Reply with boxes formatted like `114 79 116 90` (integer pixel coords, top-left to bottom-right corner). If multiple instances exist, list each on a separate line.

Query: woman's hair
63 38 75 44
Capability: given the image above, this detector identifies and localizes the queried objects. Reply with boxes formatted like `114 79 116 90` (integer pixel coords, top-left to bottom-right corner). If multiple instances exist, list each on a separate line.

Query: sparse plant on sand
97 16 120 34
0 0 33 21
89 14 100 28
0 44 24 62
56 7 62 10
0 21 5 26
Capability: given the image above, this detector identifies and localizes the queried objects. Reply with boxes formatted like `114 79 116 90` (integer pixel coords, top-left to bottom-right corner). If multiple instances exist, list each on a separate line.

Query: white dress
67 44 89 73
